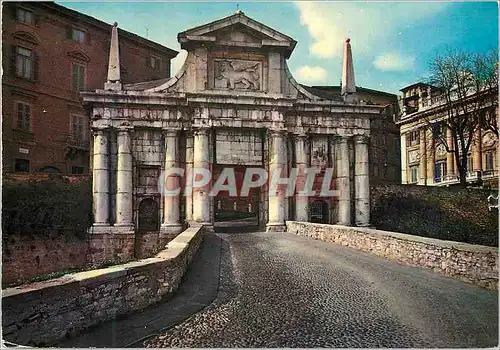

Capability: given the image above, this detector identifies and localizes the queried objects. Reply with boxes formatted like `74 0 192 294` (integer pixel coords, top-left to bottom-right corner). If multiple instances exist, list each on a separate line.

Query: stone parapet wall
286 221 498 290
2 226 204 346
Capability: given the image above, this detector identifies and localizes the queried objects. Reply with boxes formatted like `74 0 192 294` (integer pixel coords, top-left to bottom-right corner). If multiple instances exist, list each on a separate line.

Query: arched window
138 198 159 232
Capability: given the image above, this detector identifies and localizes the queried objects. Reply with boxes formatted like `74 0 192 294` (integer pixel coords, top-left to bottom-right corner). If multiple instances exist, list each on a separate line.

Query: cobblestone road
146 231 498 348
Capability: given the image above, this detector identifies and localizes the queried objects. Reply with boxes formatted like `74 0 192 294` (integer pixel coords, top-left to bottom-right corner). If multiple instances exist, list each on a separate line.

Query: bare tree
424 48 496 187
473 50 498 136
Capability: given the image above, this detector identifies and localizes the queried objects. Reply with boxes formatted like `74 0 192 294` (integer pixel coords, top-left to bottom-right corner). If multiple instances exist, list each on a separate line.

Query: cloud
373 53 416 71
295 2 449 59
171 49 188 76
294 65 328 83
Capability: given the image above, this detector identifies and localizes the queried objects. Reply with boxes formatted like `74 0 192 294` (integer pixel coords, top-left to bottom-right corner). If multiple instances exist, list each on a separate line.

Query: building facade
398 82 498 187
2 2 178 174
83 11 398 263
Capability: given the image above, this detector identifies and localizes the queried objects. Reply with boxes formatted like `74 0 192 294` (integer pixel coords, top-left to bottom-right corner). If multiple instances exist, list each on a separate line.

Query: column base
356 223 371 227
160 223 184 235
266 223 286 232
190 221 214 232
89 224 112 234
113 224 135 232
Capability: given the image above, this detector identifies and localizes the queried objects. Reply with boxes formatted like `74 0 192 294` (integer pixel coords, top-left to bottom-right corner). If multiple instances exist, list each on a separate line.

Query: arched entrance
136 198 160 258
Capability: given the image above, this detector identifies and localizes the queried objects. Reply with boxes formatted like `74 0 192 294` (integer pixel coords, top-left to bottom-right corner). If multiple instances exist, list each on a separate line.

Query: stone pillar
295 133 309 222
354 135 370 226
115 127 134 229
426 130 435 183
160 130 182 240
446 128 455 179
192 128 212 228
336 135 351 226
92 128 110 226
185 132 194 222
266 130 287 232
473 128 482 172
418 128 427 185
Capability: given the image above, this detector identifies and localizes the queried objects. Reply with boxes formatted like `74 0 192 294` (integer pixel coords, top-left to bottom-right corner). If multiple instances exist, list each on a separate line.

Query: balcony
68 136 90 150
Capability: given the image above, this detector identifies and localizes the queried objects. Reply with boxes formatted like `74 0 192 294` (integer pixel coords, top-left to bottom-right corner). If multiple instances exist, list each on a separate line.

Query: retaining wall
2 226 204 346
286 221 498 290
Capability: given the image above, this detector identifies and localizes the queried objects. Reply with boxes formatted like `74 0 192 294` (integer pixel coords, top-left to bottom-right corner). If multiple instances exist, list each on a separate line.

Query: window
406 130 420 147
16 46 33 79
467 154 473 174
410 165 419 183
150 55 161 70
72 64 85 91
16 102 31 131
72 28 86 43
16 8 34 25
485 151 495 171
72 166 84 174
14 158 29 172
434 161 447 182
71 115 87 142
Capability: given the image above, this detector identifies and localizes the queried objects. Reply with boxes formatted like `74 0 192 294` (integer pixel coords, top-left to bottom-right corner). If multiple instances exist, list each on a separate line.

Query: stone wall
2 226 204 346
2 234 89 286
286 221 498 290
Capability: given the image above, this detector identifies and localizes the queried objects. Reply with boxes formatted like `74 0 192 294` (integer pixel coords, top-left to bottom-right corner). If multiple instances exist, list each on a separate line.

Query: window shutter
34 13 40 27
10 5 17 20
72 64 78 90
85 32 91 45
33 52 39 81
79 66 85 90
66 25 73 40
11 44 17 77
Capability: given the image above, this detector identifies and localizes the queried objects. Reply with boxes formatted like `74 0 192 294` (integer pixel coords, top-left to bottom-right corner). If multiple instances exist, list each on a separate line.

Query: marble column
295 133 309 222
446 128 455 179
473 128 482 172
161 130 183 237
426 130 435 183
354 135 370 226
266 130 287 232
192 128 212 227
115 127 133 229
418 128 427 185
92 128 110 226
336 135 351 226
185 133 194 222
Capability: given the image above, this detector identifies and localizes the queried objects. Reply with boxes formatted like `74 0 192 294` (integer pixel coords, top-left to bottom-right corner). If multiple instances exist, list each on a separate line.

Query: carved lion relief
214 59 261 91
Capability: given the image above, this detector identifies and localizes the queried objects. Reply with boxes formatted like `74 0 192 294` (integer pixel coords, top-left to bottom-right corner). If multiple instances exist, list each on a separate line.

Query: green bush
2 178 92 238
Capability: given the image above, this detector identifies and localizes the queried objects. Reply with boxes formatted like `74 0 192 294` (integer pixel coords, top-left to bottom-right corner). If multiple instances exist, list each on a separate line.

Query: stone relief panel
216 130 263 165
214 59 262 91
311 137 329 169
408 149 420 164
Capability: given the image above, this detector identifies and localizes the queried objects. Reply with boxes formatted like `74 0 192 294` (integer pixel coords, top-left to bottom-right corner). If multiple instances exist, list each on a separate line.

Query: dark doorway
309 200 329 224
138 198 159 232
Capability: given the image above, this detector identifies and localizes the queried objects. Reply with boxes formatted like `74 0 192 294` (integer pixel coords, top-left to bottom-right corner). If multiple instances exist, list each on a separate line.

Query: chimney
341 38 357 103
104 22 122 91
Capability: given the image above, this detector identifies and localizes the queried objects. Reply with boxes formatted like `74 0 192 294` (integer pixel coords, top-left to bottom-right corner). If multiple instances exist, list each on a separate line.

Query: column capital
354 134 370 144
116 125 134 134
335 135 351 143
162 128 180 137
268 129 287 138
294 132 309 141
91 127 110 136
193 127 211 137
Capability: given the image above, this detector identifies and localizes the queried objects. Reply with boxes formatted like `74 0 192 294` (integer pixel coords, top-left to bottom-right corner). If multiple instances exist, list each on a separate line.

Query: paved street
146 231 498 348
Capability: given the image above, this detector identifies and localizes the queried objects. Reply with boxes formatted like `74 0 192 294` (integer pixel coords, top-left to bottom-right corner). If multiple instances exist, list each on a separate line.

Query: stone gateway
82 12 389 264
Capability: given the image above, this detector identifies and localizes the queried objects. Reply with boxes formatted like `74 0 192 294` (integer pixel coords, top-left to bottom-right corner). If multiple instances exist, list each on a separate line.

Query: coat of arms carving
214 59 261 90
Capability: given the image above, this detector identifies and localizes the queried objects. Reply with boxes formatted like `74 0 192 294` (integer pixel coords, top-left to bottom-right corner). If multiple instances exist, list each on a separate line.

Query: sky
58 1 498 94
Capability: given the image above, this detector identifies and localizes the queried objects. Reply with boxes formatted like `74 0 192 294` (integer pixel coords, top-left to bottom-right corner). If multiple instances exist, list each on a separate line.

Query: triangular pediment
178 12 297 58
67 50 91 62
